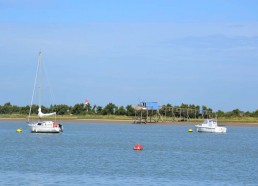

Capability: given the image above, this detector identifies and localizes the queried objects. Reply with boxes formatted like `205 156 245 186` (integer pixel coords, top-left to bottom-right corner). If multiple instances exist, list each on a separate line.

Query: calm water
0 121 257 185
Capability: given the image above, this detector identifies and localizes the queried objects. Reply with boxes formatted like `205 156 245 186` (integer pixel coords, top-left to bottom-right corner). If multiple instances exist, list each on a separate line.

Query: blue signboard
141 102 158 110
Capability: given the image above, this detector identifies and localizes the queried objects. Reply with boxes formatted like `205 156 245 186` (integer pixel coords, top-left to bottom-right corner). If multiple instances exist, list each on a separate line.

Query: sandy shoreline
1 118 258 127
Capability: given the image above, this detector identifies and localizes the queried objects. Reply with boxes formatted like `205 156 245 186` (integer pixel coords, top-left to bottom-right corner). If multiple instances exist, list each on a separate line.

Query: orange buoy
134 144 143 150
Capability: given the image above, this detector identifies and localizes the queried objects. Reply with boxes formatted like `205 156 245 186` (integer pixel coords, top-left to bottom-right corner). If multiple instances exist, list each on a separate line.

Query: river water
0 121 257 185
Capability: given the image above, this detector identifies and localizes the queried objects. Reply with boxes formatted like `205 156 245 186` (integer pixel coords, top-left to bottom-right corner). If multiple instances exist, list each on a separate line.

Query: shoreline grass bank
1 114 258 127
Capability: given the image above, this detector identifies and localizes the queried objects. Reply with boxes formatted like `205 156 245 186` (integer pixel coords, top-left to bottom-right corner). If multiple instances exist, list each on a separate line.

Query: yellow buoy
16 128 22 133
188 129 193 132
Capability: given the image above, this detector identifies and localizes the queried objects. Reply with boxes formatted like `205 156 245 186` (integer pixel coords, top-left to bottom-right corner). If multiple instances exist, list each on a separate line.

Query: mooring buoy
134 144 143 150
188 129 193 132
16 128 22 133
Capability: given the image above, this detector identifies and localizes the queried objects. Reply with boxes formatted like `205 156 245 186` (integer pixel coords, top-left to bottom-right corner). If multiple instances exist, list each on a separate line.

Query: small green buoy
188 129 193 132
16 128 22 133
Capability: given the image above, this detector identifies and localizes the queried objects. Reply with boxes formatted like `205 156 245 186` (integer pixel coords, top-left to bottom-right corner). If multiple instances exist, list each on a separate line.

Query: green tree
217 110 225 118
117 106 126 115
96 106 103 115
180 103 189 108
244 111 252 117
51 104 70 115
71 103 85 115
103 103 116 115
0 102 12 114
252 110 258 117
126 105 135 116
231 109 241 117
20 105 30 115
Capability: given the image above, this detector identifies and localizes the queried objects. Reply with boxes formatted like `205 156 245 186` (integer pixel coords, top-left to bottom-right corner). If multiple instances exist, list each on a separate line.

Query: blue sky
1 0 258 111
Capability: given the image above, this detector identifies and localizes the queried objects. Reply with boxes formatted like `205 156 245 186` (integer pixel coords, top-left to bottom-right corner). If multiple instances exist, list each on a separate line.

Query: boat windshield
203 120 209 124
204 120 216 124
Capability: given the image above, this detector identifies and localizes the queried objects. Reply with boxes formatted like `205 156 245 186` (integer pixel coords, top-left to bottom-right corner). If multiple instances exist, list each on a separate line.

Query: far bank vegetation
0 102 258 123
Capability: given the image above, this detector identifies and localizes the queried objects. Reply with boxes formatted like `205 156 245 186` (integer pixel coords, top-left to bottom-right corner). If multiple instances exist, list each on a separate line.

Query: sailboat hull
28 121 63 133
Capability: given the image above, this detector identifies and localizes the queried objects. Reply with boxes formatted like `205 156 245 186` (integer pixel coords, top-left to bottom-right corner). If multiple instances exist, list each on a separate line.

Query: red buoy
134 144 143 150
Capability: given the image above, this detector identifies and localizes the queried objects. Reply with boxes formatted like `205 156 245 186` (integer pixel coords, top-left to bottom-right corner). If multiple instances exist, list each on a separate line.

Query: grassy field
0 114 133 121
162 117 258 123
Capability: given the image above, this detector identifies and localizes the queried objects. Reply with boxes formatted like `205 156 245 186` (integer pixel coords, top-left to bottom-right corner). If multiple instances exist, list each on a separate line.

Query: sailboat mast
28 51 41 122
38 51 42 109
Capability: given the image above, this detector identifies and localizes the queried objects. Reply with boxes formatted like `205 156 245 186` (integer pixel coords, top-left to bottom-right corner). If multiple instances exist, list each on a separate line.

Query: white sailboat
27 52 63 133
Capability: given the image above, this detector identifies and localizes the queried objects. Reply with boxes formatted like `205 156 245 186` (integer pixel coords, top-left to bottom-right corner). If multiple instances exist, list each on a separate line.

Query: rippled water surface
0 121 257 185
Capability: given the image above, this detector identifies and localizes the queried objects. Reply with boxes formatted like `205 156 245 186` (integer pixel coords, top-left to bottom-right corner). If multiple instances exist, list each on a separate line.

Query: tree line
0 102 258 118
0 102 135 116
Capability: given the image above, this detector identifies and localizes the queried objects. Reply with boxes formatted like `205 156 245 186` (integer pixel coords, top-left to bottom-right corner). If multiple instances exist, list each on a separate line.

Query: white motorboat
195 119 226 133
27 52 63 133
